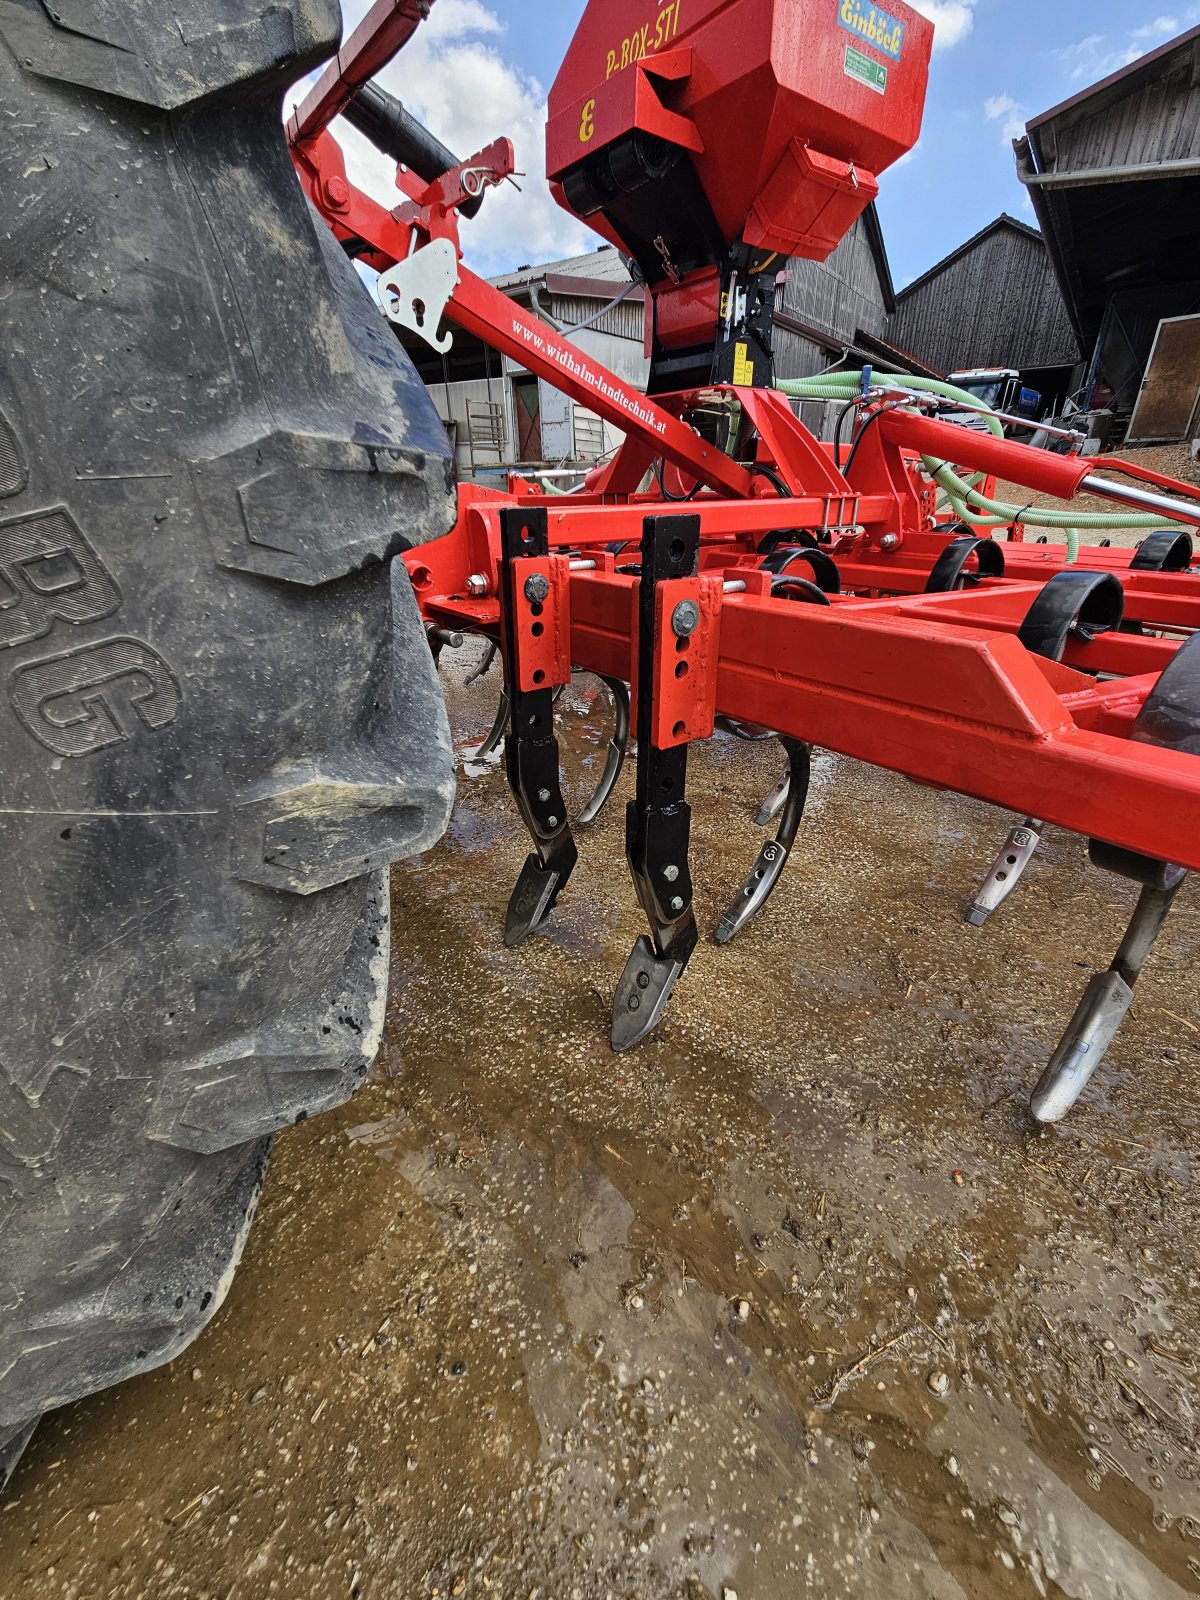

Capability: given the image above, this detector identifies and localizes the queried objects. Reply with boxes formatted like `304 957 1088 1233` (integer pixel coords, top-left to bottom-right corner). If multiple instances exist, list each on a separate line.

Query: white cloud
1057 14 1186 82
1131 16 1180 40
984 92 1026 145
318 0 591 277
908 0 977 50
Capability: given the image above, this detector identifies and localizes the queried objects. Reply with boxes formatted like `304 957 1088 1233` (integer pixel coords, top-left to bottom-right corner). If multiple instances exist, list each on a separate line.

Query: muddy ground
3 636 1199 1600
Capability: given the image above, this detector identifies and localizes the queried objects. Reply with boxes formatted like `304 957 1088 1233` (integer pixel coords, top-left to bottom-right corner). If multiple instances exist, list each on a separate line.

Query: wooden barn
1017 24 1200 442
773 204 925 380
888 215 1082 412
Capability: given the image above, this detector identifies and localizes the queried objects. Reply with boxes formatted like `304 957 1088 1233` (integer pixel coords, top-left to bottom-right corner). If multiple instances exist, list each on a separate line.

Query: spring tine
754 767 791 828
715 739 811 945
577 676 631 827
1029 632 1200 1119
966 819 1044 927
475 686 510 759
465 637 500 687
1031 865 1187 1122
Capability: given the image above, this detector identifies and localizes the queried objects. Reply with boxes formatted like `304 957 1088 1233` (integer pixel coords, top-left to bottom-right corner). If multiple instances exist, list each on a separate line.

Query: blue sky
334 0 1199 287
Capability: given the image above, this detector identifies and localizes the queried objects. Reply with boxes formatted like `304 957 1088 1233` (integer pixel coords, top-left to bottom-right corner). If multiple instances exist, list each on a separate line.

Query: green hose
775 371 1190 540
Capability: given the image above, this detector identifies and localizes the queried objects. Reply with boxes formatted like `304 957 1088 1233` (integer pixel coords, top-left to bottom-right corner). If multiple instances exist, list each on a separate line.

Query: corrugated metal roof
490 247 631 291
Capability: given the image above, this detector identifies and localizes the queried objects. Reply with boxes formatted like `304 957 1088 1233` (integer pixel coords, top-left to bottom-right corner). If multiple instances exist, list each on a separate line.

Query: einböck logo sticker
838 0 905 61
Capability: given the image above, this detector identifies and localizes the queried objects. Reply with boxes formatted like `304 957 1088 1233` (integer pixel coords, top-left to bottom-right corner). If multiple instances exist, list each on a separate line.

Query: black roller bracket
611 514 703 1052
1016 570 1124 664
715 738 812 945
771 574 833 606
1030 633 1200 1121
761 546 842 592
1130 528 1194 573
924 535 1005 594
757 528 820 557
498 507 578 947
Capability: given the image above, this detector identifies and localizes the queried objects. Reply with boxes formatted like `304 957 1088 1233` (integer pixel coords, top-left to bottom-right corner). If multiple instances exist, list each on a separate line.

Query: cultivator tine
965 818 1044 927
1030 632 1200 1119
1031 853 1186 1122
754 766 791 828
476 684 510 759
498 508 578 947
612 515 706 1052
577 676 631 827
970 574 1126 929
716 738 811 944
465 638 500 687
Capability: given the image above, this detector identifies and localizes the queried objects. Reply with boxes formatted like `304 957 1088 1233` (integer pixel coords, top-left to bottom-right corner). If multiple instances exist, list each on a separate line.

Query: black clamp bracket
498 506 578 947
611 514 706 1051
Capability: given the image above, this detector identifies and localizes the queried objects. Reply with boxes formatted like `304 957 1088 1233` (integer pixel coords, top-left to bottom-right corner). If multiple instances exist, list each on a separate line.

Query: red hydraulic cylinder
877 411 1093 500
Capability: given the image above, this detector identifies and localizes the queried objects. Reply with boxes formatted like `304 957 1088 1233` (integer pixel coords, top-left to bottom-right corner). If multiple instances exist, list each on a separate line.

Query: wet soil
3 646 1199 1600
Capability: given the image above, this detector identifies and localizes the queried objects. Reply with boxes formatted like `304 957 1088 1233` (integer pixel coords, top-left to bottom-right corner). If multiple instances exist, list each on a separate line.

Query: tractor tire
0 1 456 1491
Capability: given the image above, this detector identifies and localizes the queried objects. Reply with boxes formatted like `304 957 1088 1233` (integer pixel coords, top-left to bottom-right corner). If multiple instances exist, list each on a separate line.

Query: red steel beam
556 573 1200 871
288 0 433 145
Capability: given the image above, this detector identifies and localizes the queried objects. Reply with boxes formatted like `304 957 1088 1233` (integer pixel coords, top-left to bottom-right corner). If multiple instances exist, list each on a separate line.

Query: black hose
843 409 887 477
344 83 485 220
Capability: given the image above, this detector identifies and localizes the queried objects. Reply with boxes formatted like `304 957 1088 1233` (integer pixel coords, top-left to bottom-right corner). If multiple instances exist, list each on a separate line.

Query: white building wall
431 319 650 476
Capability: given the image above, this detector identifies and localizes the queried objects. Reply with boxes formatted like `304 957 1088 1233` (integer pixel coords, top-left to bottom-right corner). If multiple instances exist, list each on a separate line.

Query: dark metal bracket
611 514 703 1051
498 506 578 947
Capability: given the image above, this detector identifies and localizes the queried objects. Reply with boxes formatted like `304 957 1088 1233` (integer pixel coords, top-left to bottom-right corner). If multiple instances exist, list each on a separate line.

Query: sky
327 0 1199 289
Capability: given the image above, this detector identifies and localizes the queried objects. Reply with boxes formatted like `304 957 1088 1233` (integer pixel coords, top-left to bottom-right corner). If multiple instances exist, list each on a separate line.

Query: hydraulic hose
776 372 1190 539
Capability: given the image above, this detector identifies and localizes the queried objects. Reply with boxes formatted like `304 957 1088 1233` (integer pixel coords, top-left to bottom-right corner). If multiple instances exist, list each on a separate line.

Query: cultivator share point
293 0 1200 1122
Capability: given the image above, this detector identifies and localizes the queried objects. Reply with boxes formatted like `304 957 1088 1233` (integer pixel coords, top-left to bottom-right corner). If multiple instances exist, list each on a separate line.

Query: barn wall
1049 54 1200 170
780 213 890 354
889 226 1080 374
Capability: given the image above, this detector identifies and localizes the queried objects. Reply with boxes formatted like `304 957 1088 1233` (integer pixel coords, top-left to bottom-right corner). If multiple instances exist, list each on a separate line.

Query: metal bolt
627 994 641 1012
547 815 558 828
671 600 700 638
324 174 350 210
523 573 550 604
670 896 685 913
636 972 650 990
662 864 680 882
466 573 489 597
537 788 551 802
879 534 900 552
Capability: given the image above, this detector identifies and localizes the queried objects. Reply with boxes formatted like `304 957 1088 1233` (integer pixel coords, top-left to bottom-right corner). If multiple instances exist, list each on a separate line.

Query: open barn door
1127 314 1200 443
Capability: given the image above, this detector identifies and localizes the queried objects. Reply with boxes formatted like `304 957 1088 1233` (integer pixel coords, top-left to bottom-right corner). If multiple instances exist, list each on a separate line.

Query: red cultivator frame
290 0 1200 1121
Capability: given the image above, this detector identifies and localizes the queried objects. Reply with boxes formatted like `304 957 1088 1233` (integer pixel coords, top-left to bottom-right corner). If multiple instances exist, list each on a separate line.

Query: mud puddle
2 638 1198 1599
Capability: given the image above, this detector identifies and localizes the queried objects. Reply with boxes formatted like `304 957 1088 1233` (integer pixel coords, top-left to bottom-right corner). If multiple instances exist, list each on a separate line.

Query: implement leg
1031 857 1186 1123
966 819 1044 928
